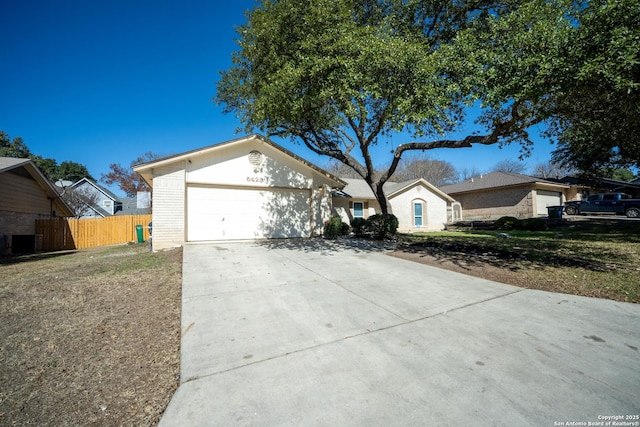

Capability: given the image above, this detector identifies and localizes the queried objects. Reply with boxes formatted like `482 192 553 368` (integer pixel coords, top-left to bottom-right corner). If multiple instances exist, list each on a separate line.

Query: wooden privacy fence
35 214 152 251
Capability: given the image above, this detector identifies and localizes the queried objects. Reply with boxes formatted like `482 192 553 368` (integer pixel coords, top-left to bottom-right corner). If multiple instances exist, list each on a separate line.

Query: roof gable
387 178 456 202
0 157 31 173
0 157 74 216
133 134 345 188
336 178 455 202
70 177 120 201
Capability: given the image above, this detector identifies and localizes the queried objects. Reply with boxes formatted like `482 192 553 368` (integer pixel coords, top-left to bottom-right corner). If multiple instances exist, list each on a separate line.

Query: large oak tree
547 0 640 174
216 0 589 213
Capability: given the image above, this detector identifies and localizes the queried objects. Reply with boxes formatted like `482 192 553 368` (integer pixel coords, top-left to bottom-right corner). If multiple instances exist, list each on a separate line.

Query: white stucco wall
333 199 380 225
186 140 313 189
389 185 449 232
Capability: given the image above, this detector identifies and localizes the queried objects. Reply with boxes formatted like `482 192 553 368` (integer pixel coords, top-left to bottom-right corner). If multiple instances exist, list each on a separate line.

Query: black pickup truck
564 193 640 218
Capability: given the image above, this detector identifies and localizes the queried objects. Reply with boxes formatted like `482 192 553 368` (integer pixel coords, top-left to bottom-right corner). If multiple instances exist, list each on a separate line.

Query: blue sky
1 0 558 196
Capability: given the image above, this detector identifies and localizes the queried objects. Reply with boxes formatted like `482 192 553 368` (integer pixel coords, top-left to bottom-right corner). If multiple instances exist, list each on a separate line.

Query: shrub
494 216 520 230
340 221 350 236
365 213 399 239
493 216 549 231
350 217 367 236
519 218 549 231
324 216 349 239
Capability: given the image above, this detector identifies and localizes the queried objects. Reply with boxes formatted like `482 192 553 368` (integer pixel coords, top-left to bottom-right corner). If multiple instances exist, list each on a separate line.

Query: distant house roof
440 171 569 195
0 157 74 216
70 177 121 201
556 175 640 191
116 196 150 215
336 178 455 202
0 157 30 172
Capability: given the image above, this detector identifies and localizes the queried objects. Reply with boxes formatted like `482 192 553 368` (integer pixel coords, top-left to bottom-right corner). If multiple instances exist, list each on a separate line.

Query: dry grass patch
0 243 182 426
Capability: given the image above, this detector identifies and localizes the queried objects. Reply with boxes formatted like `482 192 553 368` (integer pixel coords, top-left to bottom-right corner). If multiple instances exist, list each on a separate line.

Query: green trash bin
135 225 145 243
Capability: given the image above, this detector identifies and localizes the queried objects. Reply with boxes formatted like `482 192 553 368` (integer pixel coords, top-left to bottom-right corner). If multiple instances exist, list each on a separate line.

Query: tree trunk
374 181 388 215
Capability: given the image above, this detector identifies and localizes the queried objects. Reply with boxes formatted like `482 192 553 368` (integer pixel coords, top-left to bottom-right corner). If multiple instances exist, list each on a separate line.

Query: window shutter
349 201 353 208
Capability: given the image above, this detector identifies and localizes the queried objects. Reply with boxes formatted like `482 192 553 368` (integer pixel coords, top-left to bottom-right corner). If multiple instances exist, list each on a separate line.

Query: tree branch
385 100 538 181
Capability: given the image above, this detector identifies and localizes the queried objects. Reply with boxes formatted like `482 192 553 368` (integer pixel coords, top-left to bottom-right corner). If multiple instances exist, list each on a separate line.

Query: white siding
186 141 312 189
311 183 333 236
390 185 449 232
152 163 185 250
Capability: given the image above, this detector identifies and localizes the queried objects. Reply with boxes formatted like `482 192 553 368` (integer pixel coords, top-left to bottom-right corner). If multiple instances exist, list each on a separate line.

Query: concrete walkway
160 239 640 426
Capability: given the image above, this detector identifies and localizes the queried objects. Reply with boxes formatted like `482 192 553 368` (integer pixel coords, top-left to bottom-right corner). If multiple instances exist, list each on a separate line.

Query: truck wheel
565 205 579 215
626 207 640 218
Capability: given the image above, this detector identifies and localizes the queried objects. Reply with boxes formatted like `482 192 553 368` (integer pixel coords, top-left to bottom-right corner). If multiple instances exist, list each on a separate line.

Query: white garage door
537 190 562 215
187 186 311 241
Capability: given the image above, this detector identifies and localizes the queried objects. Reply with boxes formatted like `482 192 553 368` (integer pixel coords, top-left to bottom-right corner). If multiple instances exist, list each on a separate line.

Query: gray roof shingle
337 178 415 199
0 157 30 173
439 171 567 194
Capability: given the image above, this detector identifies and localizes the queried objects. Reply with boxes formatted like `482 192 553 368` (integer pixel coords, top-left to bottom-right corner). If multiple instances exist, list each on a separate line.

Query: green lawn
397 219 640 303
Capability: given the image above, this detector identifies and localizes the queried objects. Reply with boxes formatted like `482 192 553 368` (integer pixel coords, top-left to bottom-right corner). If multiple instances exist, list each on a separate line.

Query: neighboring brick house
439 171 570 220
0 157 73 254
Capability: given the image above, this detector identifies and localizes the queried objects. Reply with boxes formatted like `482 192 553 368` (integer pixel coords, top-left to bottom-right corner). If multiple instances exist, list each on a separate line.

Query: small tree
60 186 101 218
392 154 458 186
532 160 577 180
492 159 527 174
101 152 164 197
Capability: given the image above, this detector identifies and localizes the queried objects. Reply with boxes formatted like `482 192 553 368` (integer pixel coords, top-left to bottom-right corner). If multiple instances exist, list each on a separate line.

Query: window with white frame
413 201 424 227
353 202 364 218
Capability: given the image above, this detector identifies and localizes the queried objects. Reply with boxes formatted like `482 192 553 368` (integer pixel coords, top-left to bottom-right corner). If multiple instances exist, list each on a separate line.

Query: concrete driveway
160 240 640 426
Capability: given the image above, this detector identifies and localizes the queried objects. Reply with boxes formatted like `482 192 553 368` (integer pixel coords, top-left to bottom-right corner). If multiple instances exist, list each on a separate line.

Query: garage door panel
537 190 562 215
187 186 310 241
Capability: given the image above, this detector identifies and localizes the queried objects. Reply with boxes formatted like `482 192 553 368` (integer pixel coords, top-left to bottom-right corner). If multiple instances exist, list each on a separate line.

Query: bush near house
325 213 399 240
350 218 367 236
494 216 549 231
366 213 399 239
324 216 350 239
